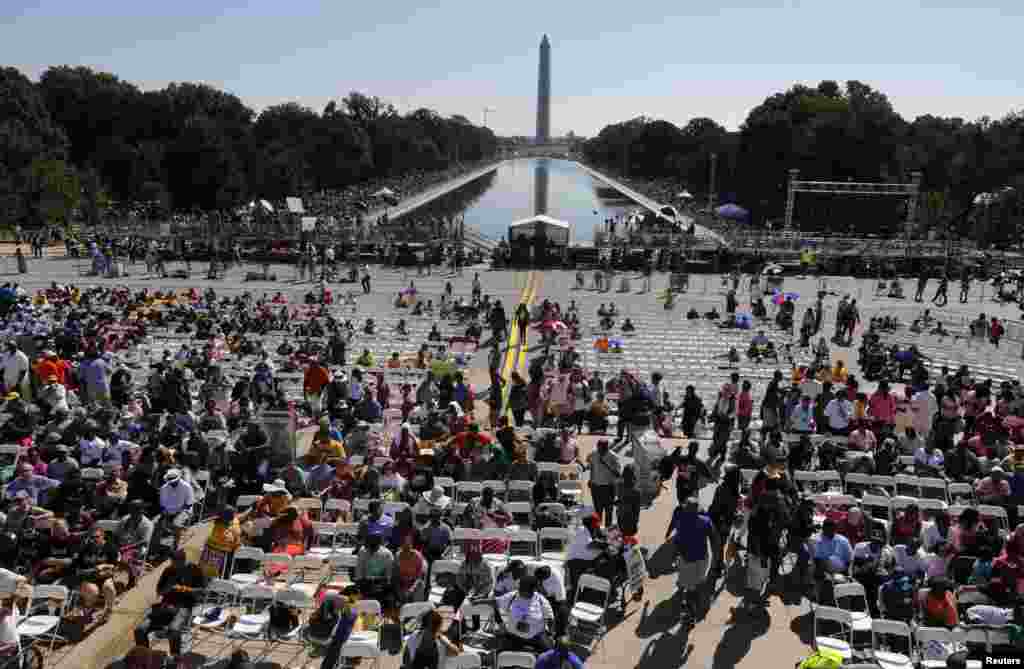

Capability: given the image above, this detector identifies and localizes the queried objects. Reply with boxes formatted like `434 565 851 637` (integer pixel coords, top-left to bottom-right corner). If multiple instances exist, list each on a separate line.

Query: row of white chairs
816 607 1008 668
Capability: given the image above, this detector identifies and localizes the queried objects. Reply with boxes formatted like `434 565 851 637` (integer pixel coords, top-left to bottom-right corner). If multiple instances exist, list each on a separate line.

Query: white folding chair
870 619 914 668
436 476 456 499
450 654 483 669
17 585 69 653
916 498 948 518
794 470 818 492
192 579 239 632
496 651 537 669
229 546 266 586
192 469 211 519
398 601 435 642
456 481 483 504
895 475 921 498
870 475 898 497
536 462 561 477
947 482 975 505
235 494 260 513
568 574 611 648
558 480 584 503
861 493 893 531
832 582 872 638
482 481 507 501
288 556 326 598
979 505 1010 535
740 468 758 494
506 480 534 503
539 527 571 563
813 606 853 661
310 521 340 558
914 626 954 669
460 602 500 662
818 470 843 493
506 502 533 526
428 559 462 605
844 472 873 497
227 584 276 642
508 529 539 559
917 477 949 504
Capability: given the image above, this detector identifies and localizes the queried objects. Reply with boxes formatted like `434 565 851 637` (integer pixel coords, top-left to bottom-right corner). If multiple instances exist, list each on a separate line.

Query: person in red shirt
737 380 754 437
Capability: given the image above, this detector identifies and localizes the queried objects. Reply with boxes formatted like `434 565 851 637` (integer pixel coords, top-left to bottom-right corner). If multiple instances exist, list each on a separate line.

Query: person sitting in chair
134 549 207 661
748 330 770 361
704 306 720 320
621 318 635 333
491 574 555 653
888 280 904 299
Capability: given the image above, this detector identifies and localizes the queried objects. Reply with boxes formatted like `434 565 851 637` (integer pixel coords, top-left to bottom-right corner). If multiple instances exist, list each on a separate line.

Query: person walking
932 275 949 306
586 439 621 527
959 269 972 303
915 271 929 302
665 497 721 624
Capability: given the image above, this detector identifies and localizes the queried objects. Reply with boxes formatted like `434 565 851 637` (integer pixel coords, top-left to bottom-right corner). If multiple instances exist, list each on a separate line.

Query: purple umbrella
715 203 749 220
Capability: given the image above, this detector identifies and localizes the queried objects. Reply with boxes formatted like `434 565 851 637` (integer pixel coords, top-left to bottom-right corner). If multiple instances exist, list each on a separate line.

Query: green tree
26 159 80 226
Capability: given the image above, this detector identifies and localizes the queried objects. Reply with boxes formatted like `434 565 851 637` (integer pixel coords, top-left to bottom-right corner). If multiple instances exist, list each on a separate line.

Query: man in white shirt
824 390 853 435
0 343 29 399
534 564 568 635
158 469 194 552
493 574 555 653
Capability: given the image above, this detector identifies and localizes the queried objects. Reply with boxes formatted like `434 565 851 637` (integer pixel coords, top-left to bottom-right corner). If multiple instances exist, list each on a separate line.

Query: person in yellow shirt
305 433 346 466
831 359 849 385
199 506 242 578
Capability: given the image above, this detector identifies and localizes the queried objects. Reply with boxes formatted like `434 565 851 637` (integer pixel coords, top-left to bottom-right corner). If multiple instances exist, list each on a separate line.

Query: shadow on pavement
709 607 771 669
634 596 682 639
645 542 677 579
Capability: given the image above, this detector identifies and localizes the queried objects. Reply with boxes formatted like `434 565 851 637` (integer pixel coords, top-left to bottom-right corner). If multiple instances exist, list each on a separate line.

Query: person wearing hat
2 489 52 534
413 487 451 527
0 342 30 401
37 372 68 415
157 468 194 552
115 499 155 559
47 444 80 482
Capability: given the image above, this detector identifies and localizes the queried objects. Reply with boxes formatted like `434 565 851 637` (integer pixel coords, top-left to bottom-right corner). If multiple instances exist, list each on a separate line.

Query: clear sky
3 0 1021 137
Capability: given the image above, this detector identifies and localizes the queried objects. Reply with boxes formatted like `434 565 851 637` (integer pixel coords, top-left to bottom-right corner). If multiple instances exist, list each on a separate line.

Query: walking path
574 163 724 245
364 162 504 252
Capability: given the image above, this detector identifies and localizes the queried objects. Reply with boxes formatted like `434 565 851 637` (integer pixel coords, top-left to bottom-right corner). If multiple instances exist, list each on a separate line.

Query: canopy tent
677 190 694 200
248 199 275 212
508 214 571 246
285 197 305 214
715 203 749 220
371 188 397 198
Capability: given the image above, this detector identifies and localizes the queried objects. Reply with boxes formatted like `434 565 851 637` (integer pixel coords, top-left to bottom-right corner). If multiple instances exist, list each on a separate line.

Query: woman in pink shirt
868 380 897 426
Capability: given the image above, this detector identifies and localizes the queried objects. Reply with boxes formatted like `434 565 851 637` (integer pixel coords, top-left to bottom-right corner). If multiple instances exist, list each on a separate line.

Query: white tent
508 214 571 245
372 188 396 198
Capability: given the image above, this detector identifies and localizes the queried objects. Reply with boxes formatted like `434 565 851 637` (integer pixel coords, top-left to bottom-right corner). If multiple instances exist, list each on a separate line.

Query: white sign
286 197 306 214
301 217 317 232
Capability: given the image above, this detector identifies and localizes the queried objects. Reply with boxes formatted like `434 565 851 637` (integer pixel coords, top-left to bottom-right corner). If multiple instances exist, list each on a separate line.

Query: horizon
3 0 1022 136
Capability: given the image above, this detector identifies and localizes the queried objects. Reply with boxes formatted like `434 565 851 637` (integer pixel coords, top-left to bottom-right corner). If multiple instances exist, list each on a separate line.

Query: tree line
582 80 1024 243
0 65 499 228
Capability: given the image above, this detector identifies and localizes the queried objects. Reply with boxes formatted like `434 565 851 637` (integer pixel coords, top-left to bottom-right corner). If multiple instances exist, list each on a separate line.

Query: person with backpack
745 486 791 610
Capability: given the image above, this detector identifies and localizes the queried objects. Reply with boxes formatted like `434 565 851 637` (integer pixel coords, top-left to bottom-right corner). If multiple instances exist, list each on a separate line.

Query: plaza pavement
11 252 1021 669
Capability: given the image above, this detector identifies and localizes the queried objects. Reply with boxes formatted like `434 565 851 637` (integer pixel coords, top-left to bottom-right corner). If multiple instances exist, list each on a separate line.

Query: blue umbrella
715 203 749 220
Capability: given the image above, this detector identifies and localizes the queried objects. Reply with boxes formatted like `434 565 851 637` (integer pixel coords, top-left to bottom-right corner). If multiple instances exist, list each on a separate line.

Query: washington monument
536 34 551 143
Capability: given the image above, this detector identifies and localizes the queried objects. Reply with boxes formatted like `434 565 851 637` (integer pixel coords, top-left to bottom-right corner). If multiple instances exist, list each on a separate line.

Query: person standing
586 439 621 527
665 497 720 622
932 275 949 306
915 270 929 302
